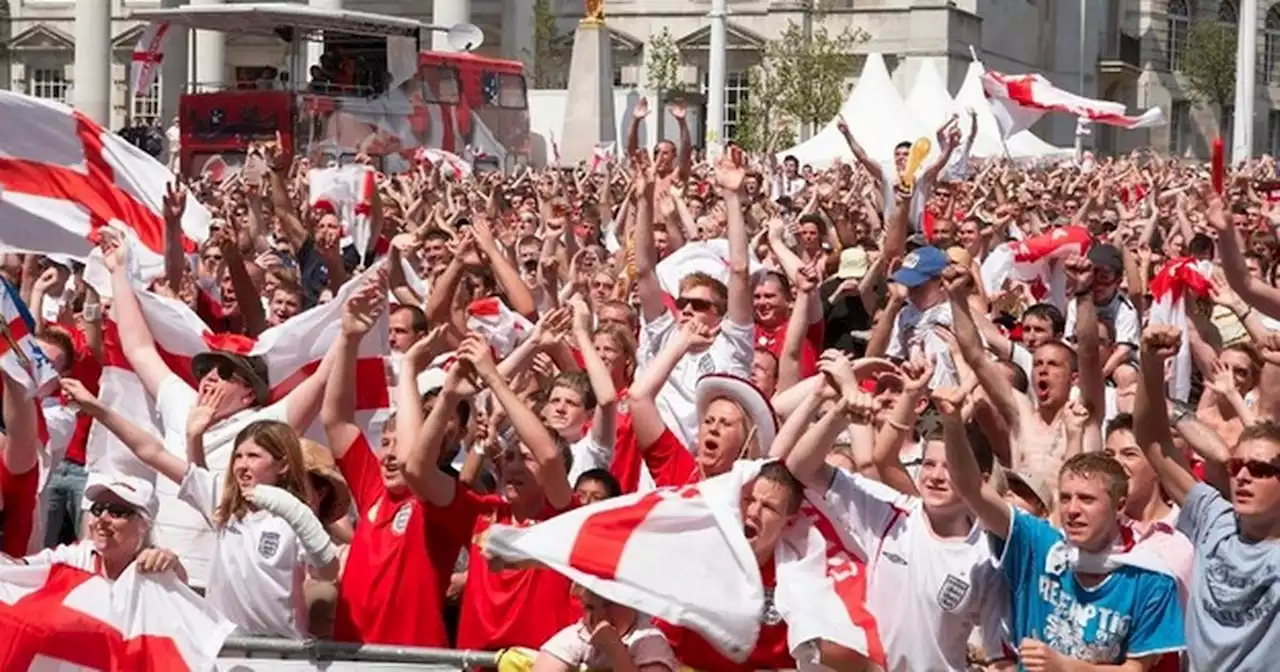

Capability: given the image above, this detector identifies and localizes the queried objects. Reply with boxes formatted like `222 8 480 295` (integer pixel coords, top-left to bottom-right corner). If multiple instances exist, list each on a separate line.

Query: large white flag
130 22 170 94
0 91 208 283
0 562 234 670
308 164 376 260
981 69 1165 138
486 460 885 666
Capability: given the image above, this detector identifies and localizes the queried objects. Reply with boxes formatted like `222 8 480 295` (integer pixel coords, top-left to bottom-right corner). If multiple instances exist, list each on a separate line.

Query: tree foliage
734 17 866 151
1180 20 1236 107
530 0 568 88
645 27 684 94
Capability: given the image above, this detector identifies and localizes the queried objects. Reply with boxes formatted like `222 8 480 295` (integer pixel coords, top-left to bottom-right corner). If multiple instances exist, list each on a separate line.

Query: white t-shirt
153 374 290 588
178 464 308 638
824 470 1011 671
886 301 959 389
567 433 612 485
540 619 678 671
637 311 754 451
22 539 99 570
1064 292 1140 348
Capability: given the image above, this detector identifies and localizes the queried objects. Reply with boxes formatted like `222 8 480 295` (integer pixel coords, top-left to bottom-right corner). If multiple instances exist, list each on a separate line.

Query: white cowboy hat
694 374 778 454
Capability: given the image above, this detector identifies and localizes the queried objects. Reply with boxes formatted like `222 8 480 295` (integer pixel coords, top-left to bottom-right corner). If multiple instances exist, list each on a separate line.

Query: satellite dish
446 23 484 52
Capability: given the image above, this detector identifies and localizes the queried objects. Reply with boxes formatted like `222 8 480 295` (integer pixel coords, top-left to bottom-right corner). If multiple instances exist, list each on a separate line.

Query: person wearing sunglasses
1136 325 1280 672
16 472 187 585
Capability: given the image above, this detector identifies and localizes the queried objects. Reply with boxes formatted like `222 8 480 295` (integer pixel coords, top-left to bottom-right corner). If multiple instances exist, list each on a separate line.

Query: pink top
1128 506 1194 605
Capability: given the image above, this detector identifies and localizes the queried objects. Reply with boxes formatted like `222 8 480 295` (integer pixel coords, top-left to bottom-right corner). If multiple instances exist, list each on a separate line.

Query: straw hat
300 439 351 525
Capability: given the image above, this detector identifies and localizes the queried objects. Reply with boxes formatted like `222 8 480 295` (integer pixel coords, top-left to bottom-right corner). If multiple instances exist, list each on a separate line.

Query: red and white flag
589 142 616 173
1148 257 1211 401
308 164 376 259
486 460 884 666
0 91 209 285
982 69 1165 138
0 562 234 671
130 22 170 94
467 297 532 359
981 226 1093 309
87 263 392 584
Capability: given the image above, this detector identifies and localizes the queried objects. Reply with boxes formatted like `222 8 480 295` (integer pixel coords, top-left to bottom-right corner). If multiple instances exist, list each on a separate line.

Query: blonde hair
215 420 312 527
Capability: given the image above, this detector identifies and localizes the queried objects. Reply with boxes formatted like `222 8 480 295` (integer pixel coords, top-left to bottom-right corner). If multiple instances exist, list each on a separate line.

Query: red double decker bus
132 2 530 176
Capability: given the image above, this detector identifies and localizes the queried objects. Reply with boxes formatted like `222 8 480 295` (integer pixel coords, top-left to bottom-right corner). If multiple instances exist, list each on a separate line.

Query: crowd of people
1 95 1278 672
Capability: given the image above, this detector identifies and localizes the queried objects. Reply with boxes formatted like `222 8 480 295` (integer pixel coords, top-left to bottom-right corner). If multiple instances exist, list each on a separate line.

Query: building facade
0 0 1274 157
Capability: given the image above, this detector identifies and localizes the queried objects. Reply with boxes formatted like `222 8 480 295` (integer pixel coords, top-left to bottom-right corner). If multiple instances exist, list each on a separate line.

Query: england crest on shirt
391 502 413 535
258 531 281 559
937 574 970 612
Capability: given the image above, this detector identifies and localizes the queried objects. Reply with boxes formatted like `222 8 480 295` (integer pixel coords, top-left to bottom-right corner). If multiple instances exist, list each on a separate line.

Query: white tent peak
777 52 930 168
905 57 956 132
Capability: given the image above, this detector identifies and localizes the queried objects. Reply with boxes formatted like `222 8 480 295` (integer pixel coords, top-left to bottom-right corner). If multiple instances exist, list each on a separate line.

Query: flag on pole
130 22 171 94
981 69 1165 139
0 561 234 671
486 460 885 666
0 280 58 399
0 91 210 287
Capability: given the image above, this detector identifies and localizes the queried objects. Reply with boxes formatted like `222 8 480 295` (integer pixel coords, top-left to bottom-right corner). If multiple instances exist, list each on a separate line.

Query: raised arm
321 281 395 459
1065 257 1105 452
0 374 40 475
933 386 1012 538
835 117 884 186
713 154 753 326
632 163 667 323
62 379 186 484
397 343 467 508
103 234 172 399
629 322 714 448
571 300 617 450
945 268 1023 431
1134 326 1196 506
1209 192 1280 319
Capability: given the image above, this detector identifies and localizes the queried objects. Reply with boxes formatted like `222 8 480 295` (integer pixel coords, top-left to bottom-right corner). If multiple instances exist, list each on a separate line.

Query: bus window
420 65 461 104
480 72 528 109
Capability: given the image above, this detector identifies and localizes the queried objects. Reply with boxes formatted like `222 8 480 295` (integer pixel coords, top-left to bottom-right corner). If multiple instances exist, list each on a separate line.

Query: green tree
770 20 867 138
1179 21 1236 109
645 27 684 95
529 0 568 88
734 65 793 153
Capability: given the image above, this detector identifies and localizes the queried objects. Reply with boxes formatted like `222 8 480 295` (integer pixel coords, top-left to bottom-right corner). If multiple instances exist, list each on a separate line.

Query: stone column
432 0 473 52
191 0 226 91
559 18 616 164
72 0 111 124
501 0 536 71
1232 0 1258 161
159 0 189 128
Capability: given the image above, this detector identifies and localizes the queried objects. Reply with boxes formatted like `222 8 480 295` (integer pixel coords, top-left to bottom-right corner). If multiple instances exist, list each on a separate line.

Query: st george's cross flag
130 22 171 94
0 91 210 283
981 225 1094 308
308 164 377 260
982 69 1165 139
0 561 234 671
1148 257 1212 402
485 460 886 666
85 260 392 587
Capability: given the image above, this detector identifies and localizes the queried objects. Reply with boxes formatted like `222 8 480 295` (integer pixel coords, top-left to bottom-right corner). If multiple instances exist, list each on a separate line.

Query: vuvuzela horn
900 137 932 190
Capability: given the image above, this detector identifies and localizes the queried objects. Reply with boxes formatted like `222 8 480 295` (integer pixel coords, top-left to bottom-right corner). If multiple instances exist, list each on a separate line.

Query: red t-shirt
61 324 101 466
455 489 582 650
754 319 823 379
657 560 793 671
642 428 700 488
333 435 472 648
0 458 40 557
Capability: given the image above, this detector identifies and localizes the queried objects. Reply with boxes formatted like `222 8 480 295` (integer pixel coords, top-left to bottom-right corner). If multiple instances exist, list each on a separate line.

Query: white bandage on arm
249 484 337 568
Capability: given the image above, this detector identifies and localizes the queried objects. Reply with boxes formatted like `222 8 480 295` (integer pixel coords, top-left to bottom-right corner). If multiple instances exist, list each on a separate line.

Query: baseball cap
82 473 159 520
835 247 870 280
891 246 948 288
1087 243 1124 274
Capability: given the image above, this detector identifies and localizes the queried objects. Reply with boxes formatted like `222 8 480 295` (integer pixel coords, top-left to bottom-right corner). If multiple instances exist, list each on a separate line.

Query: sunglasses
210 362 248 385
1228 458 1280 480
89 501 138 519
676 296 721 313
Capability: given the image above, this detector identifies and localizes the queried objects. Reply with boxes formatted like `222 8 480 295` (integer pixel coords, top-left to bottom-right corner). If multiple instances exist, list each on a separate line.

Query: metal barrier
218 636 501 671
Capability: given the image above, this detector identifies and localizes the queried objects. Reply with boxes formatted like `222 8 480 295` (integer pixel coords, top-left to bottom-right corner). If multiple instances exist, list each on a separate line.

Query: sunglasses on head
1228 458 1280 480
89 501 137 519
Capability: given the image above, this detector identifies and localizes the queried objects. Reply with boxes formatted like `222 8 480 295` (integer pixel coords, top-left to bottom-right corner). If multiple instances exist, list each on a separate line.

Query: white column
191 0 226 90
501 0 536 71
160 0 189 127
433 0 473 52
706 0 727 159
1232 0 1258 162
307 0 344 72
72 0 111 124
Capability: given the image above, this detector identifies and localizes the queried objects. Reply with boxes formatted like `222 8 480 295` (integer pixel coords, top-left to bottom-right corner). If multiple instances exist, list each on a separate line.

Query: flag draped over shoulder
0 279 59 398
0 91 209 283
486 460 885 666
1148 257 1212 402
0 562 234 671
981 69 1165 139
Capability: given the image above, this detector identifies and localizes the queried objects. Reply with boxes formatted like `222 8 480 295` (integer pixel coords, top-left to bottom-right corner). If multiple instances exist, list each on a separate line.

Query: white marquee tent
952 59 1070 160
904 58 958 133
777 53 931 168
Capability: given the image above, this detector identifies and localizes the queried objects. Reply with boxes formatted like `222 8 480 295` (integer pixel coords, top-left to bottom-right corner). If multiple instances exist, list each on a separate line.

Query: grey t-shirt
1177 482 1280 671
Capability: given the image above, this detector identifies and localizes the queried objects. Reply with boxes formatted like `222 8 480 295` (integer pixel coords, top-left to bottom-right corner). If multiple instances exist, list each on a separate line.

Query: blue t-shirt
992 509 1185 666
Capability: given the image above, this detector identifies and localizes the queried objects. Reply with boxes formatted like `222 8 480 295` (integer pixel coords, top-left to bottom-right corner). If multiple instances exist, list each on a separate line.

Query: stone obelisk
559 0 616 165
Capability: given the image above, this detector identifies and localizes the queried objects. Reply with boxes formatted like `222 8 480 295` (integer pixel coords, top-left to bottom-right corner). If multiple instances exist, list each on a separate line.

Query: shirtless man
625 96 691 192
948 257 1106 485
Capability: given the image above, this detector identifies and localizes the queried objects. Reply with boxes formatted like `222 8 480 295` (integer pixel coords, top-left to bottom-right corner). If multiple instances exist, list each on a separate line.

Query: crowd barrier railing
218 636 501 671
